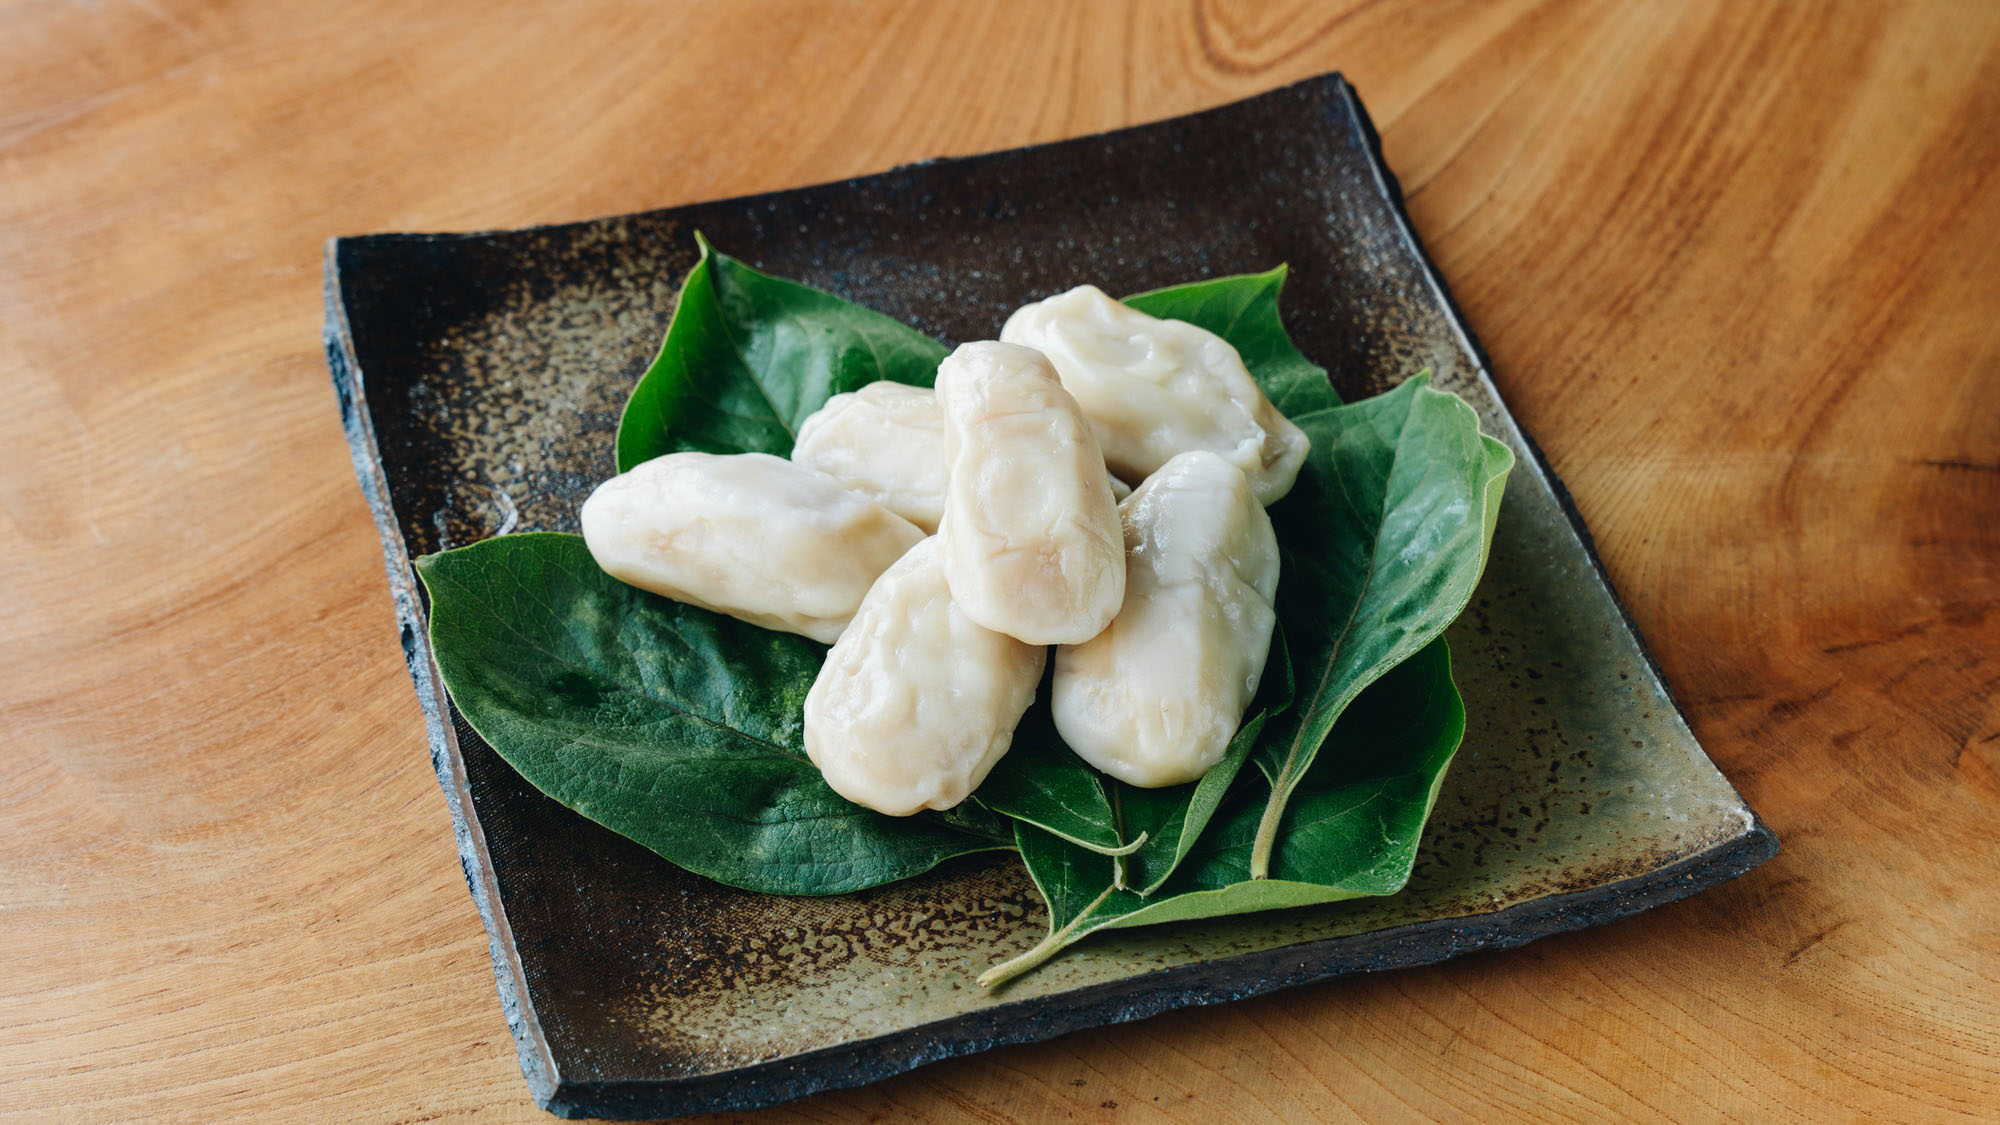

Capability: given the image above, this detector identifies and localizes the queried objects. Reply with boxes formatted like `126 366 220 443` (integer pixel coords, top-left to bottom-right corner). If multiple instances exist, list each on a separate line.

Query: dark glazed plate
326 74 1775 1120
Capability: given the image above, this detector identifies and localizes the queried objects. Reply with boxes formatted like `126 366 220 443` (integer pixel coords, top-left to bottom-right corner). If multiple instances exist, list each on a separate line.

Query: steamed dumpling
1052 451 1280 787
580 451 923 643
805 537 1045 815
1002 284 1310 504
934 341 1126 645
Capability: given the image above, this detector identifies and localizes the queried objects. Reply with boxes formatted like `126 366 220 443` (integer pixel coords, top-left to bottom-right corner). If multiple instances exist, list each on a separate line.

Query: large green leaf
981 636 1466 986
615 235 949 469
416 532 1007 895
967 698 1134 858
1247 374 1512 875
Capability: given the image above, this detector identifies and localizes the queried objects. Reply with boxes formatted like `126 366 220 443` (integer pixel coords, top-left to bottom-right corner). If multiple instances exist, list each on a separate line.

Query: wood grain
3 0 1996 1120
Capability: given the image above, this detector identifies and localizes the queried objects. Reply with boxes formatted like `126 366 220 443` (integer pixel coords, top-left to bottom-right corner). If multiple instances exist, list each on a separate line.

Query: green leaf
1117 711 1268 892
969 695 1137 857
1246 374 1512 875
615 236 949 468
417 531 1007 896
982 636 1465 987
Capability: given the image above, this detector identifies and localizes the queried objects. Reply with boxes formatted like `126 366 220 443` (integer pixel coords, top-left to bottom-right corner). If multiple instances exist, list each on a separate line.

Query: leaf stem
1250 787 1285 879
977 884 1117 990
1026 826 1148 857
1091 829 1149 858
1110 785 1129 889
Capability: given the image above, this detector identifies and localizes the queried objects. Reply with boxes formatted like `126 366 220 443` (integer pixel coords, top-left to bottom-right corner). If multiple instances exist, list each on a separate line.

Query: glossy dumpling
1001 284 1310 504
793 379 1130 533
804 537 1046 815
1052 451 1280 787
934 341 1126 645
579 451 924 643
792 381 951 533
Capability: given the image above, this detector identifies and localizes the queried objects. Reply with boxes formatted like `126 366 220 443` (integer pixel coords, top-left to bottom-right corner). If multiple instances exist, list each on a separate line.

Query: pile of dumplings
580 286 1309 817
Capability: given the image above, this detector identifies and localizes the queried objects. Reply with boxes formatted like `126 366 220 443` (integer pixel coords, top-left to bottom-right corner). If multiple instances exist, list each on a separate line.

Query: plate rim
323 71 1777 1121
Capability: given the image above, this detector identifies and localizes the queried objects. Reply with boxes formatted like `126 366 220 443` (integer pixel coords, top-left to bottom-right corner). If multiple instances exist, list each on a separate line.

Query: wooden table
5 1 1996 1120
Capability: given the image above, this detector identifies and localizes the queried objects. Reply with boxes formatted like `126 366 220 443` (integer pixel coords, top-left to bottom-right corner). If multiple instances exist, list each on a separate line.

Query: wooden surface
4 0 1996 1120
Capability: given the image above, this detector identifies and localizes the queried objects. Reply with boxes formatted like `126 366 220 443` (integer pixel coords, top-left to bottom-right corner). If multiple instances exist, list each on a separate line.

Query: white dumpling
793 381 950 532
804 537 1046 816
579 451 923 644
1052 451 1280 787
935 341 1126 645
1000 284 1311 505
793 380 1129 533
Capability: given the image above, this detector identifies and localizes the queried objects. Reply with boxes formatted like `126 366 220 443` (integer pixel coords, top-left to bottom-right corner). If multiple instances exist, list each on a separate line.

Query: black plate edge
543 822 1777 1120
319 72 1782 1122
322 243 563 1106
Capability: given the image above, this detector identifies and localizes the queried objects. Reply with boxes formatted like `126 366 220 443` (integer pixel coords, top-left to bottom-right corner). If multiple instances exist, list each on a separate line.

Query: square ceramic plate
326 74 1775 1120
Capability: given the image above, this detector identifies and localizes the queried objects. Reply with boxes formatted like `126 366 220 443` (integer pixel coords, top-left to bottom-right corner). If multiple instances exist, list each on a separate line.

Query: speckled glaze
326 74 1775 1121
